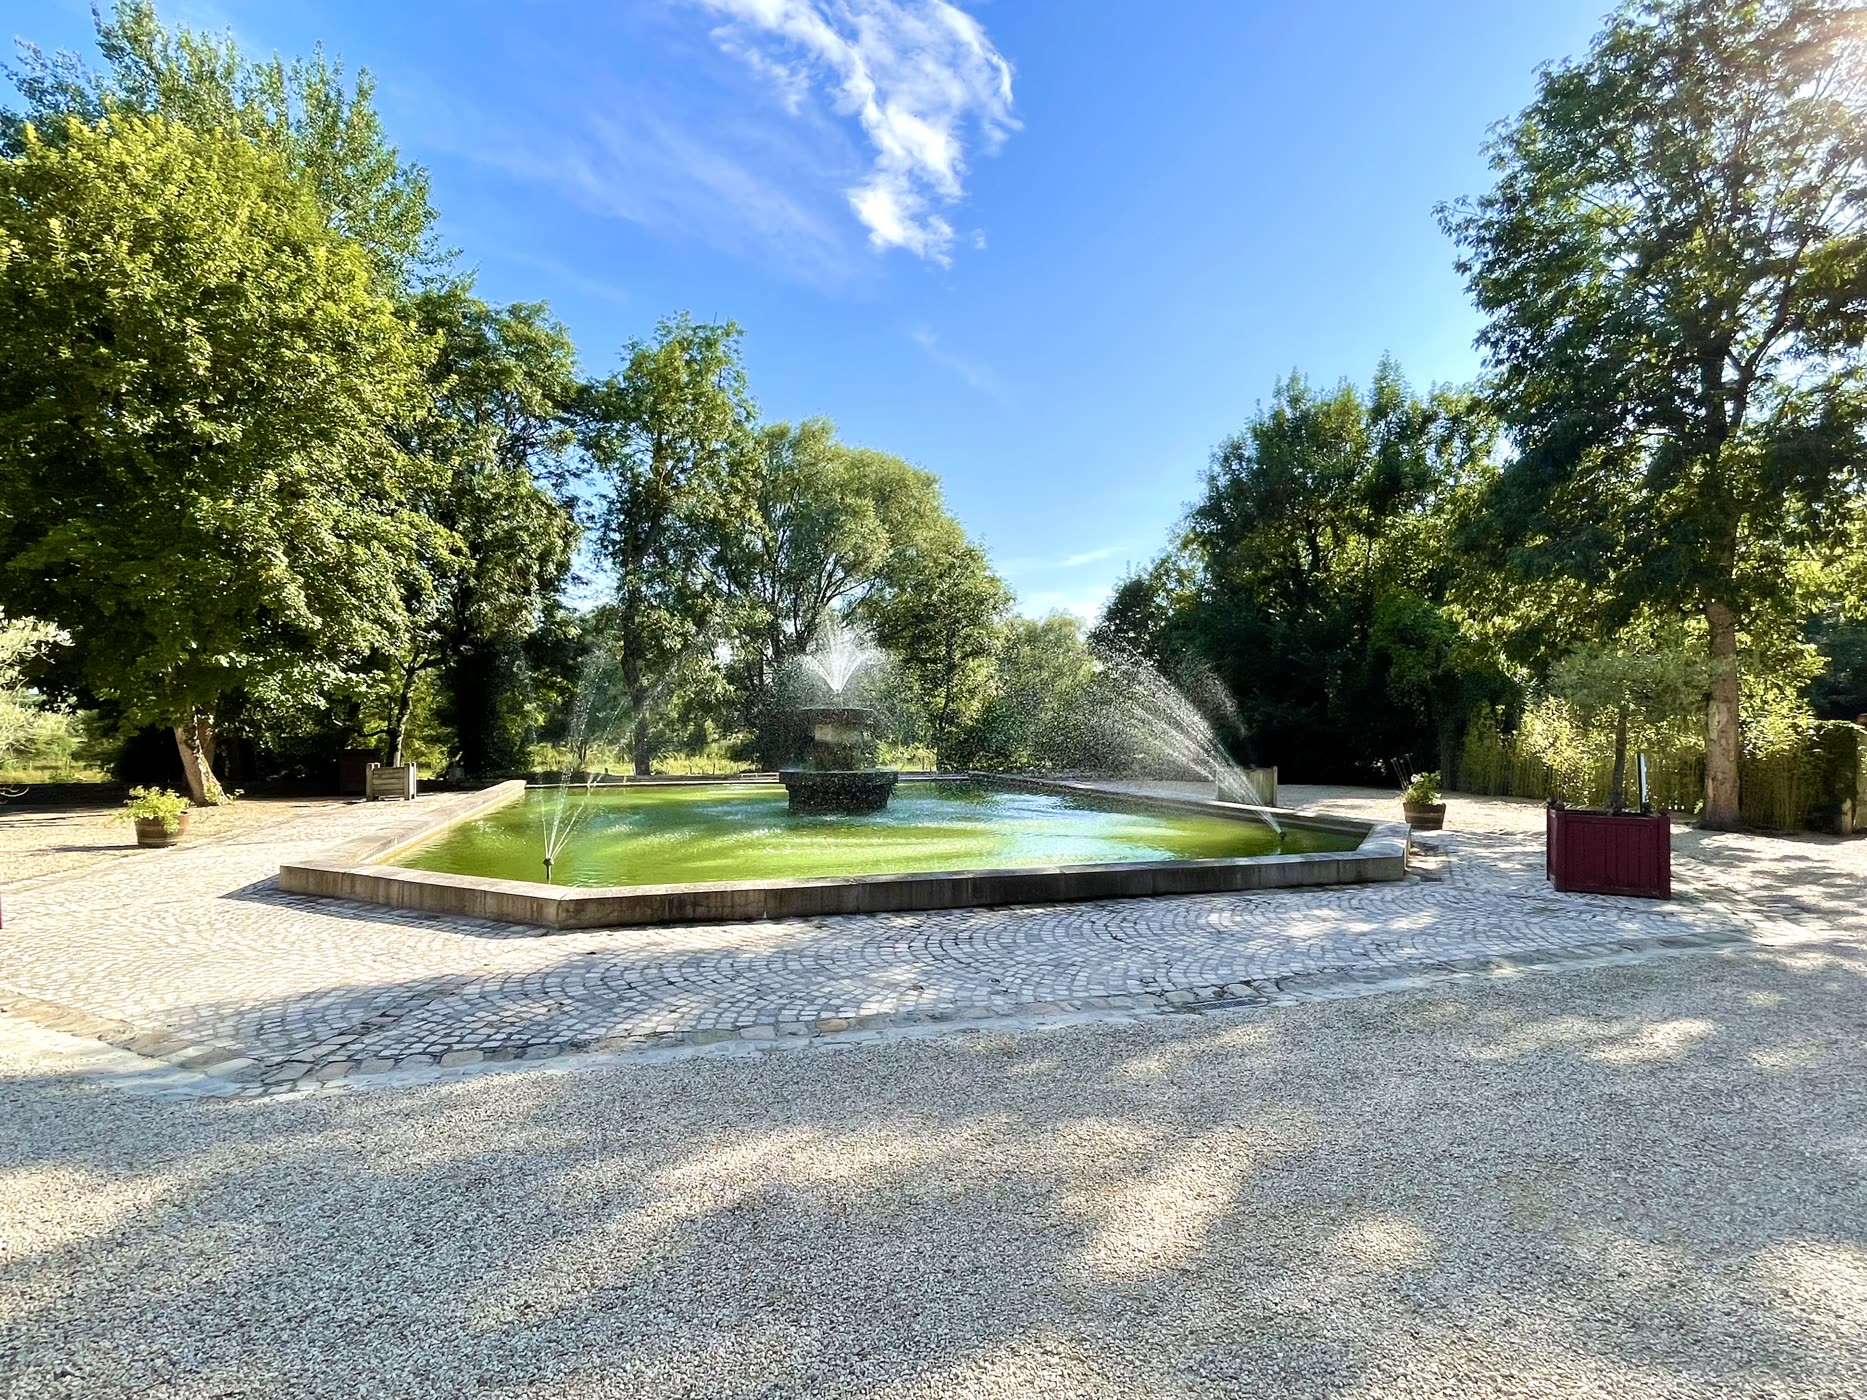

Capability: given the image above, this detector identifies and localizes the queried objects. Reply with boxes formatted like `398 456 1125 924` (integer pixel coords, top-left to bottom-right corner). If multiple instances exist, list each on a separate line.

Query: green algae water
394 782 1357 888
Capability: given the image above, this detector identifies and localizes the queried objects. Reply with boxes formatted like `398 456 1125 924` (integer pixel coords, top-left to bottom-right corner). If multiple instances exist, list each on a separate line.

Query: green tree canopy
950 612 1098 772
3 0 437 283
867 527 1013 768
711 419 955 759
370 285 582 770
0 114 437 800
0 614 65 775
1101 363 1505 780
1548 634 1713 808
578 314 756 774
1441 0 1867 826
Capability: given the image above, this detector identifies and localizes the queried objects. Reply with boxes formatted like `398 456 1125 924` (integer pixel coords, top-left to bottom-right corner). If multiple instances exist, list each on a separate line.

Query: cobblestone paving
0 787 1858 1095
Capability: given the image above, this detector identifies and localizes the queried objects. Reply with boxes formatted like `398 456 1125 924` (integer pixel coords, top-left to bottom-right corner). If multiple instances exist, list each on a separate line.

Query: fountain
779 617 899 814
1082 646 1282 832
283 616 1409 927
539 633 630 881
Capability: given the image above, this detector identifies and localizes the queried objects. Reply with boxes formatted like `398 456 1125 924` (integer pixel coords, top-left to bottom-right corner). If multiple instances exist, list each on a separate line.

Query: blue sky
12 0 1609 621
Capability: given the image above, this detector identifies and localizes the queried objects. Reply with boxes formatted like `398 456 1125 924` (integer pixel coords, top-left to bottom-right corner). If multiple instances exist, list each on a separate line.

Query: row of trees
0 2 1029 798
575 317 1017 773
1100 0 1867 824
9 0 1863 822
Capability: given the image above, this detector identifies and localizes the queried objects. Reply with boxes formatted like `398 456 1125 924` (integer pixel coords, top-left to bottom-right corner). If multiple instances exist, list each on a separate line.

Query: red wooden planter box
1546 804 1671 899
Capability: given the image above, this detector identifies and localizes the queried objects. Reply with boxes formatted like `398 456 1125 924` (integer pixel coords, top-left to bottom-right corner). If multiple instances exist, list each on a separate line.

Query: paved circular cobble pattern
0 787 1858 1094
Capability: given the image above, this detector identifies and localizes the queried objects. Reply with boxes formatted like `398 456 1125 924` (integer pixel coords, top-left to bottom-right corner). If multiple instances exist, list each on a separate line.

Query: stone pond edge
276 774 1411 930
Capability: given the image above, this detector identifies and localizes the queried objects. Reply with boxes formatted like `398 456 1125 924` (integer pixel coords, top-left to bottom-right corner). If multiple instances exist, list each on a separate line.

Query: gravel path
5 933 1866 1398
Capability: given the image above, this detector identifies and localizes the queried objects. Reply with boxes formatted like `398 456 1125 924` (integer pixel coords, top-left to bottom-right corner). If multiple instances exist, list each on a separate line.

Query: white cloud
695 0 1017 264
394 73 851 284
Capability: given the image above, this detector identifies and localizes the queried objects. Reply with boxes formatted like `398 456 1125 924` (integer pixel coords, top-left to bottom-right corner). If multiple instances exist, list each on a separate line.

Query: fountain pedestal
781 706 898 814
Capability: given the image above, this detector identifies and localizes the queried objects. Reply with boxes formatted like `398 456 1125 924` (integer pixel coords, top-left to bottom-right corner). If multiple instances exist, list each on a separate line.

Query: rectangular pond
391 780 1359 888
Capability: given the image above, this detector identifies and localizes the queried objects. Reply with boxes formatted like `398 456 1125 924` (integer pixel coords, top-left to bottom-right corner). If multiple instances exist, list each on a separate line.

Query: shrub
121 786 189 833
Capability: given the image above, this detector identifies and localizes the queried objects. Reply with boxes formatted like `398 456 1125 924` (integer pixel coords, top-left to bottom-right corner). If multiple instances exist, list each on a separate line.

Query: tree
389 286 580 772
711 419 952 760
1114 364 1503 780
1810 617 1867 719
0 114 435 802
951 612 1097 771
578 316 755 774
3 0 437 283
1549 639 1712 809
1441 0 1867 827
0 615 63 775
1091 552 1199 662
869 532 1013 768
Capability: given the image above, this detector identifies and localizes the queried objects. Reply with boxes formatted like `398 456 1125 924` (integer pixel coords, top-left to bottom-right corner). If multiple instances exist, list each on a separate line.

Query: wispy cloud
695 0 1018 264
494 249 631 308
909 325 1004 399
390 74 853 285
1001 545 1129 576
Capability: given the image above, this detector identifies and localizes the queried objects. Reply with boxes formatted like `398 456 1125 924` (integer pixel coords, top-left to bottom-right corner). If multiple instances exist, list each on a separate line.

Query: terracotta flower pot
1402 801 1446 831
134 811 189 848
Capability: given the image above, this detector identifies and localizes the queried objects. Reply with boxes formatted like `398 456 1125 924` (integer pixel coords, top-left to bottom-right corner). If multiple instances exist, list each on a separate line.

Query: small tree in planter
1547 641 1709 811
1401 771 1445 830
122 787 190 848
1542 640 1702 898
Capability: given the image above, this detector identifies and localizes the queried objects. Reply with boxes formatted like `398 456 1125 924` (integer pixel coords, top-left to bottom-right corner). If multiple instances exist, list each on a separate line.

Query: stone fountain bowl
779 768 899 815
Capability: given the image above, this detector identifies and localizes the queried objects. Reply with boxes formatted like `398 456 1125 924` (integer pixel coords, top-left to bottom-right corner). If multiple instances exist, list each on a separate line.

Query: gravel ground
4 934 1865 1398
0 798 345 888
1284 783 1867 932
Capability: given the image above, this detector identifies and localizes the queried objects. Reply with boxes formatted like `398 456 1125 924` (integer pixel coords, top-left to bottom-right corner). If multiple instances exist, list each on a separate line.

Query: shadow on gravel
3 932 1866 1398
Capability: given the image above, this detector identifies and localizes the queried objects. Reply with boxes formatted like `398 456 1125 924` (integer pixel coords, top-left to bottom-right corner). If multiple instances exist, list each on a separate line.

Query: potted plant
1401 771 1445 830
123 786 191 847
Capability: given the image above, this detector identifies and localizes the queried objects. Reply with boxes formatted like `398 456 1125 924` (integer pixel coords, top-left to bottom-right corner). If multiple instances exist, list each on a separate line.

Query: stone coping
308 780 532 866
980 773 1363 833
278 775 1409 931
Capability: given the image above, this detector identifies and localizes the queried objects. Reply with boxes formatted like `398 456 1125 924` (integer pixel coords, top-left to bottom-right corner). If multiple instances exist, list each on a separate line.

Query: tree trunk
1702 600 1742 829
172 716 226 806
1609 702 1629 812
624 650 651 777
447 647 509 776
632 710 651 777
386 664 419 769
1437 717 1460 794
